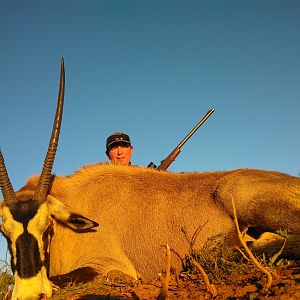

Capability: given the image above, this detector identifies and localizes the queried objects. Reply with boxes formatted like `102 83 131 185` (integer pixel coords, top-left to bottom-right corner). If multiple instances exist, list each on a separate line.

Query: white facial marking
12 266 52 300
28 203 52 261
1 205 24 266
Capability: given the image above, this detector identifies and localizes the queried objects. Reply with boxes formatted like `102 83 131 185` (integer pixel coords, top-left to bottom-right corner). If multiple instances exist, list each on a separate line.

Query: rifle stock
149 109 215 171
156 148 181 171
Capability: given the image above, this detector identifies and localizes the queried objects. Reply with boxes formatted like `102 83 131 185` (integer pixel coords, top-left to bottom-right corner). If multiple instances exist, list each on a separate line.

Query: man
105 132 134 165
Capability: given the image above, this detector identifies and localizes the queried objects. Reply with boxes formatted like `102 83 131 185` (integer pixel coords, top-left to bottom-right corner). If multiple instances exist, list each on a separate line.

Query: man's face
108 142 133 165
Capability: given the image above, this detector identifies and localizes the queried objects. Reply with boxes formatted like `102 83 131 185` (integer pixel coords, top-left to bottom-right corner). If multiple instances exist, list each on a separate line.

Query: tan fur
19 163 300 280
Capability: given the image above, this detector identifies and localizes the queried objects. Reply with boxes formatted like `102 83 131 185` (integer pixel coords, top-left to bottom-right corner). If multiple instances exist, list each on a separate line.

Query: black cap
106 132 131 152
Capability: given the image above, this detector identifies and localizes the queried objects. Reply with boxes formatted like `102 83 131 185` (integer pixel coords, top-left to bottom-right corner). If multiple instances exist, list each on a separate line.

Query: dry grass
231 195 273 289
157 244 171 300
191 258 218 297
0 259 13 300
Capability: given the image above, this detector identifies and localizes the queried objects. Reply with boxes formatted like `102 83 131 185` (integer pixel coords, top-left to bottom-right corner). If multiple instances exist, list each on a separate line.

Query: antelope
0 60 98 299
1 60 300 300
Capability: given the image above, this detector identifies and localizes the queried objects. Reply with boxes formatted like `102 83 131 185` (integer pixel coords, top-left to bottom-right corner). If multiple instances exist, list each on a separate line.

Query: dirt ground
52 262 300 300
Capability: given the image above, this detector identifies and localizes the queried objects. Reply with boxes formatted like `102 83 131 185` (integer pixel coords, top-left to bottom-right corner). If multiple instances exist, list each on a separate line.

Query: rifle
148 109 215 171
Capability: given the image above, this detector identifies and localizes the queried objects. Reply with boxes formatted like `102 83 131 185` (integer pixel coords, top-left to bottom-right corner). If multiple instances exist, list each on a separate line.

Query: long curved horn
33 59 65 202
0 149 17 205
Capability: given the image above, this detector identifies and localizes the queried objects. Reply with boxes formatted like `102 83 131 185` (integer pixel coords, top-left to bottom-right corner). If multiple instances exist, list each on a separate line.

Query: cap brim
106 139 131 149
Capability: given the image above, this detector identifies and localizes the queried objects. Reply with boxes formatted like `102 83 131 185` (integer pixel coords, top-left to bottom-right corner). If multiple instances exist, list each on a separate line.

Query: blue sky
0 1 299 262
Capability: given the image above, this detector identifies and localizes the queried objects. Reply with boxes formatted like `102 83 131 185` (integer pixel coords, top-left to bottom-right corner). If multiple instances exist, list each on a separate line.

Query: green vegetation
0 259 13 300
182 234 253 282
181 227 293 284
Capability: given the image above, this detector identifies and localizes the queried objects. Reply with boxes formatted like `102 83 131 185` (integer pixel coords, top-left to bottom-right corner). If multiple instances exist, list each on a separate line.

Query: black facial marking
69 213 99 228
69 213 89 227
10 199 40 226
16 229 43 278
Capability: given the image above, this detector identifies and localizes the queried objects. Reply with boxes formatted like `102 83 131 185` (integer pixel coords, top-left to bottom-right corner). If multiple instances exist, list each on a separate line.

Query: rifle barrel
176 108 215 149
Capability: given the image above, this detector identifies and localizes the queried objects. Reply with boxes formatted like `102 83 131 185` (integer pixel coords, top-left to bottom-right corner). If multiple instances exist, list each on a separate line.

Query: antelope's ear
47 195 99 231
